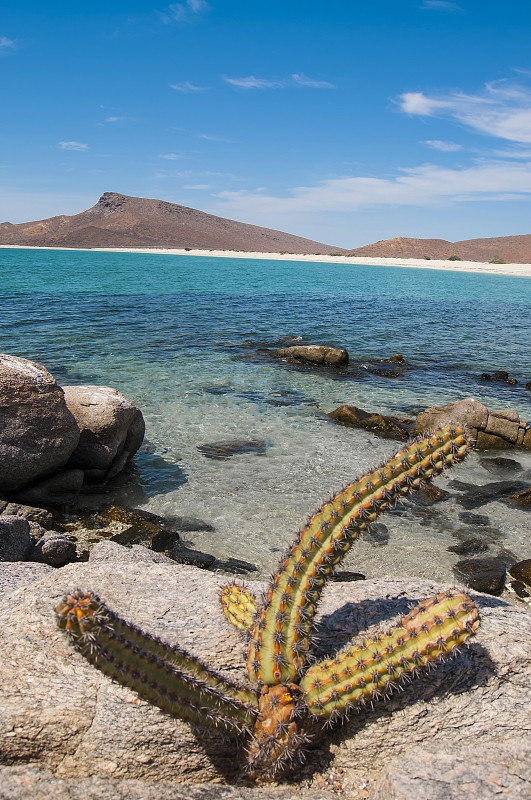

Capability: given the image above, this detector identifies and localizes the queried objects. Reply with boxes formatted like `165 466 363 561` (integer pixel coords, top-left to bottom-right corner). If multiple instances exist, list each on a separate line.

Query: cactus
57 424 479 781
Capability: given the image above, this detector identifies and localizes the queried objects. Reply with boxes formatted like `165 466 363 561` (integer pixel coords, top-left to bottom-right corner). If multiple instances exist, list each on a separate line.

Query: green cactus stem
56 590 259 734
300 589 479 719
220 583 257 632
247 425 471 686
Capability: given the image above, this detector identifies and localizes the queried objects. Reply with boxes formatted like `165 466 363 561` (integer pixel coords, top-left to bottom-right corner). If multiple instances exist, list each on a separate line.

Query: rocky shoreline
1 348 530 798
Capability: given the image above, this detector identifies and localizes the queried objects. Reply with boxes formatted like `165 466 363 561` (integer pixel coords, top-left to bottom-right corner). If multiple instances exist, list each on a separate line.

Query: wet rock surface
273 345 349 367
453 556 509 595
328 405 413 440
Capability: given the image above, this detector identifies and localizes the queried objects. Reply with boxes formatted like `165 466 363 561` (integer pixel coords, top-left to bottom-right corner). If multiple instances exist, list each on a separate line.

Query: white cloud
105 116 133 123
223 75 284 89
170 80 207 92
58 141 89 151
213 161 531 219
399 80 531 144
159 153 186 160
0 36 15 50
291 73 335 89
419 1 463 10
161 0 209 23
423 139 462 152
223 74 335 90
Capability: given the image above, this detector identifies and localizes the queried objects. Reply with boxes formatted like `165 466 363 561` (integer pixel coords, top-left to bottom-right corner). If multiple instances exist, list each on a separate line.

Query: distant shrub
489 257 506 264
423 255 431 260
184 247 192 251
447 255 462 261
330 252 343 257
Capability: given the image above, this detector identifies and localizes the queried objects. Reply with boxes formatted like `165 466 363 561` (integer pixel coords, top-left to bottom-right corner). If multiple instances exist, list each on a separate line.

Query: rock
414 398 488 438
453 557 507 595
408 484 449 506
162 514 215 533
0 567 529 790
524 429 531 450
481 370 518 385
99 505 180 550
63 386 145 473
168 544 216 569
0 765 339 800
0 354 80 493
0 516 33 561
371 737 531 800
479 457 523 475
89 541 177 564
211 556 258 575
483 414 519 443
447 538 489 556
0 501 57 529
0 562 54 593
13 469 85 506
30 533 77 566
526 380 531 390
273 345 349 366
328 405 413 440
510 487 531 506
509 559 531 586
458 511 491 526
329 571 366 582
475 430 512 450
450 479 529 510
197 439 267 460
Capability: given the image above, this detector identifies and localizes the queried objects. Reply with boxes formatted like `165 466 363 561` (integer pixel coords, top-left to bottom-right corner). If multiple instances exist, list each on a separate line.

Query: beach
1 243 530 278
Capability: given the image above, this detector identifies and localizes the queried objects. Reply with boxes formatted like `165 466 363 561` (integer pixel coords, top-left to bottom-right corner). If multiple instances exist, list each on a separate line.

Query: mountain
348 235 531 264
0 192 344 254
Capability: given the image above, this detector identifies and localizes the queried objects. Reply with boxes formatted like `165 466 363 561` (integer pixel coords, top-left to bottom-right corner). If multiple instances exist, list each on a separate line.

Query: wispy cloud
58 141 89 151
198 132 232 142
104 115 134 123
160 0 209 23
170 80 208 92
291 73 336 89
223 73 335 90
399 80 531 144
214 160 531 219
423 139 462 151
0 36 15 50
159 153 186 160
419 1 463 10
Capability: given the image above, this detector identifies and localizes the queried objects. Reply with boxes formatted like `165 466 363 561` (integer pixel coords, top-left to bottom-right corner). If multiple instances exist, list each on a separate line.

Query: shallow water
1 247 530 580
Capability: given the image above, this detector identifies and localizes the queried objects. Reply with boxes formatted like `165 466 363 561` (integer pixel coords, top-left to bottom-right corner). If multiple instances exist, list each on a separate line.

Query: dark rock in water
30 533 77 566
509 558 531 587
526 380 531 390
0 501 57 530
362 523 389 547
509 579 531 602
481 370 517 385
453 557 507 595
101 505 182 549
162 514 215 533
452 526 503 544
509 487 531 507
479 457 523 475
448 538 489 556
450 479 529 510
328 405 413 441
168 545 216 569
212 556 259 575
197 439 267 460
273 345 348 367
330 571 366 582
367 367 401 378
409 485 449 506
458 511 491 526
0 516 32 561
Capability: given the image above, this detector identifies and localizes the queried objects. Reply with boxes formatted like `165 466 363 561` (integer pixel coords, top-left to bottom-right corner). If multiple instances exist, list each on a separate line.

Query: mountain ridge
1 192 530 262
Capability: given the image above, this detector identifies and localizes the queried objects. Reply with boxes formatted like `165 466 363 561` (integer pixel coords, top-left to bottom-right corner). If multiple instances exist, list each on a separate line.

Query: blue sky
2 0 531 247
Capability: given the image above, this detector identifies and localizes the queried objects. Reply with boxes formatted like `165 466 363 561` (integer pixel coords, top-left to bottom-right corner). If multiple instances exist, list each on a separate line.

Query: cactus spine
56 590 258 734
247 425 470 686
57 425 480 780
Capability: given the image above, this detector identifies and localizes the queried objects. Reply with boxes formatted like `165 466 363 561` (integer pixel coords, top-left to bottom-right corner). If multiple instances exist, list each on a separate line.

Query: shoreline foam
1 244 530 278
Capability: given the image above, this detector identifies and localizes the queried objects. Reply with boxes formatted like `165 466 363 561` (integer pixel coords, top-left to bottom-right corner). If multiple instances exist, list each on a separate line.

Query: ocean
2 246 531 580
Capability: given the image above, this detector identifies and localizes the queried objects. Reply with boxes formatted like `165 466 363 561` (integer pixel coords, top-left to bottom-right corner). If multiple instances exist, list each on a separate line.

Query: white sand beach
1 244 530 277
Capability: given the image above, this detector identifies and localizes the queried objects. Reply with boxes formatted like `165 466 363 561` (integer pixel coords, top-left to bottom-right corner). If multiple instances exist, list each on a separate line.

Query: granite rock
0 565 529 792
0 515 32 561
274 345 348 367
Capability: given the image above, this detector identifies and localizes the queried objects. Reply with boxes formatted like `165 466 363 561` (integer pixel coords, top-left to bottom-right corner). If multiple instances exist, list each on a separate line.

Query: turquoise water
1 247 530 579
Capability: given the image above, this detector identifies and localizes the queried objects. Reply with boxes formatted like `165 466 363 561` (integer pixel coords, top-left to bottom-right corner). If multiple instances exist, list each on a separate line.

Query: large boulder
328 405 414 440
63 385 145 476
274 345 349 366
0 355 80 493
0 564 529 798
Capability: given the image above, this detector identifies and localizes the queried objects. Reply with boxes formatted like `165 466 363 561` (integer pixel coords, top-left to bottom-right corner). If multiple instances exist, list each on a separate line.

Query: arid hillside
0 192 344 254
348 235 531 264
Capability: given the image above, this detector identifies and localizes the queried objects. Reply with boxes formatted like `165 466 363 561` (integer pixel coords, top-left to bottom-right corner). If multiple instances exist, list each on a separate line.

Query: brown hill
348 235 531 264
0 192 343 254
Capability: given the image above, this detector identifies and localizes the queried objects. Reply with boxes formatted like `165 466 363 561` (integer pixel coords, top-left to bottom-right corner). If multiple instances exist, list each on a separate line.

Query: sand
1 244 530 277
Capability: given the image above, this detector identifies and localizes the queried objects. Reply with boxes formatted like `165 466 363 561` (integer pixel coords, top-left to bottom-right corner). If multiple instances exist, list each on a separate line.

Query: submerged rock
273 345 349 366
453 557 508 595
197 439 267 460
328 405 413 440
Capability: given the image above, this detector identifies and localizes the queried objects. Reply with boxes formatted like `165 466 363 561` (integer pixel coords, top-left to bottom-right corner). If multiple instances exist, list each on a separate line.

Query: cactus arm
299 589 479 718
248 426 471 686
220 583 257 632
56 591 258 734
